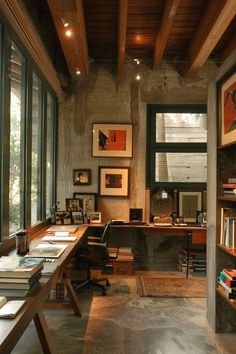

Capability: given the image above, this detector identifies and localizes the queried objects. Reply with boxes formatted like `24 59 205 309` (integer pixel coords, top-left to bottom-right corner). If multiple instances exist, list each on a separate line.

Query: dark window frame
146 104 207 191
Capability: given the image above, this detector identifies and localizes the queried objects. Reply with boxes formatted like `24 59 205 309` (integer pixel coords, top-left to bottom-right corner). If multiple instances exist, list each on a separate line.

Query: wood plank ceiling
43 0 236 79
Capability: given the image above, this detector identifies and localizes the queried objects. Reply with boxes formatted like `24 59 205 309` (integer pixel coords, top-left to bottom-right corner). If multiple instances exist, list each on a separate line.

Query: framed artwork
219 69 236 147
71 211 84 224
179 191 202 223
98 166 130 197
55 211 72 225
89 212 102 224
73 193 97 213
73 169 91 185
65 198 83 211
92 123 133 157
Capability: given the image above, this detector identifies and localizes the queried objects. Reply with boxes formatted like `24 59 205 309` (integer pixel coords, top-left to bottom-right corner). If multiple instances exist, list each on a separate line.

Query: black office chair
72 221 111 295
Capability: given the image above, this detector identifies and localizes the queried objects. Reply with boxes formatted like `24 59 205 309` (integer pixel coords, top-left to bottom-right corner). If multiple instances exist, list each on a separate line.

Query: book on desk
0 296 26 319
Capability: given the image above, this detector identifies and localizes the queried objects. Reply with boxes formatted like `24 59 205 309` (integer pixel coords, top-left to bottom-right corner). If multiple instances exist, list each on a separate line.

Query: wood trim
184 0 236 76
118 0 128 77
153 0 180 68
1 0 62 96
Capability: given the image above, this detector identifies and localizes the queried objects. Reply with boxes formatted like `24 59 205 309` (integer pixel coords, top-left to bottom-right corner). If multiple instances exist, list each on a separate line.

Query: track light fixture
61 16 69 27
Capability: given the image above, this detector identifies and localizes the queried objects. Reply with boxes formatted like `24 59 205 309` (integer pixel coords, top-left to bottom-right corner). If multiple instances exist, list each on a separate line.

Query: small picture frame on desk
89 212 102 224
71 211 84 224
55 211 72 225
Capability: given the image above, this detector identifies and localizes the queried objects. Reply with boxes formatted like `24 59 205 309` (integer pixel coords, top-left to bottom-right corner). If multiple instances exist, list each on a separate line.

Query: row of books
223 183 236 198
177 249 206 273
0 257 44 297
218 268 236 302
220 208 236 248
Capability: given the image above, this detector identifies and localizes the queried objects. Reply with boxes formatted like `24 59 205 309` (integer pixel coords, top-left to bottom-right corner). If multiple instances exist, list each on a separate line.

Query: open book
0 296 26 319
26 243 68 258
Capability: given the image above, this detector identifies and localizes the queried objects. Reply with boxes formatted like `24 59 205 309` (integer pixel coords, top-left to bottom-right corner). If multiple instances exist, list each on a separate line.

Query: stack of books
218 268 236 302
223 183 236 198
117 247 133 260
177 249 206 273
0 257 44 297
108 247 118 259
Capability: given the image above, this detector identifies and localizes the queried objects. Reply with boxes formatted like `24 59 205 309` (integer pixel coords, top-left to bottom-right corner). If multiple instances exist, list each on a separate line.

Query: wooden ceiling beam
75 0 89 75
153 0 181 68
118 0 128 77
47 0 88 78
184 0 236 76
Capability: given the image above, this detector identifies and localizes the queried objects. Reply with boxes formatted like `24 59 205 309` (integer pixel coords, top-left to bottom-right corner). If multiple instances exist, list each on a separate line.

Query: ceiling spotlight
136 73 141 81
134 58 141 65
65 29 72 37
61 16 69 28
76 68 81 75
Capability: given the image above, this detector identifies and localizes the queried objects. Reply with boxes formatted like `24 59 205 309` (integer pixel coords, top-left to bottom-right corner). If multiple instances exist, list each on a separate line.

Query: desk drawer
113 259 134 275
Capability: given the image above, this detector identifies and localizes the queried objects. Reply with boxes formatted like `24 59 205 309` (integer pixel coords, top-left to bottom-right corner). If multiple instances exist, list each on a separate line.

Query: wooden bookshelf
216 286 236 311
218 196 236 202
217 244 236 257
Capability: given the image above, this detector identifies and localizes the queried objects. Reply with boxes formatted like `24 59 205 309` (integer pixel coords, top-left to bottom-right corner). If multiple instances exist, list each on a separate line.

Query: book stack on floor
117 247 133 261
0 257 44 297
113 247 134 275
218 268 236 302
177 249 206 273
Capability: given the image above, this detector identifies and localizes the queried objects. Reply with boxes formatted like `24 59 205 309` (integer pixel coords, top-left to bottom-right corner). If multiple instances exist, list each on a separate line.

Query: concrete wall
57 59 217 222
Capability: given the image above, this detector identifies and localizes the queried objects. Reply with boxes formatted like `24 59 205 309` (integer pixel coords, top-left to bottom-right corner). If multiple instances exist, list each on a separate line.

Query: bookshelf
216 140 236 332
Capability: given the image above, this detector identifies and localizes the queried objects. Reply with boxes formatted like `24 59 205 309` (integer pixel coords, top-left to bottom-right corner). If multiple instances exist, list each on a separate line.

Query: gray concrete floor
12 276 236 354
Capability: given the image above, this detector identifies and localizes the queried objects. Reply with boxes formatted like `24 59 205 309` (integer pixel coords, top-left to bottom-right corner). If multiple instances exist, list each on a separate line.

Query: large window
9 42 25 235
0 16 57 244
31 72 42 225
45 92 55 218
147 105 207 190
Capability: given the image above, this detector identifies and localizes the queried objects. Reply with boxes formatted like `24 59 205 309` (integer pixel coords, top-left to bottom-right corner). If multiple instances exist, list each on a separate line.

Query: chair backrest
100 221 112 244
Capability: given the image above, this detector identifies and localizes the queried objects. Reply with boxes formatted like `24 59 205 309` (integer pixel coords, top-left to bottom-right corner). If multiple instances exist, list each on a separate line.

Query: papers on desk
42 236 76 242
26 243 68 258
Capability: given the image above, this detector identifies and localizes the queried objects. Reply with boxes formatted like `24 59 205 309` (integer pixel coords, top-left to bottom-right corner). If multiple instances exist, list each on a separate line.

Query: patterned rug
136 276 206 298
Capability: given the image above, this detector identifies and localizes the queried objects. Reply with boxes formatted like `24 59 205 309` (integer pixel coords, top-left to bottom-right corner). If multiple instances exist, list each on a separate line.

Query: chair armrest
87 242 106 248
87 236 101 242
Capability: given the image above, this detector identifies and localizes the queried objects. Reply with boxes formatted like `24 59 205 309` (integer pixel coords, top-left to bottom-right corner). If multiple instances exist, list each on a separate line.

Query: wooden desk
0 225 88 354
104 223 206 277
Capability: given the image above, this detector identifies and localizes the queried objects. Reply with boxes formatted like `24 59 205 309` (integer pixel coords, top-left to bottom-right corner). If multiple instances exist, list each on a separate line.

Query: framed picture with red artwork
219 69 236 147
92 123 133 157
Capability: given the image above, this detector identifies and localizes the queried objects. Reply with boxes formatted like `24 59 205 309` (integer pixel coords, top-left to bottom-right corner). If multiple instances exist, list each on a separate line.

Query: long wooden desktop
0 223 206 353
0 225 87 354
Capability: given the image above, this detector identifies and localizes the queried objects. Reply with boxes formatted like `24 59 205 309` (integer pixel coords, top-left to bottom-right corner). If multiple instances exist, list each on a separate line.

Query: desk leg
34 309 56 354
63 275 82 317
186 231 192 279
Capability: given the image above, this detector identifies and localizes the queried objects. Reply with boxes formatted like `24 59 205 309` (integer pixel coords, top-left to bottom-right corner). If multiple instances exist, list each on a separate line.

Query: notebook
42 236 76 242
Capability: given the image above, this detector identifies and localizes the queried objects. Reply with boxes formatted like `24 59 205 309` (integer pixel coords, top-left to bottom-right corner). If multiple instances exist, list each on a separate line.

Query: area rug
136 276 206 298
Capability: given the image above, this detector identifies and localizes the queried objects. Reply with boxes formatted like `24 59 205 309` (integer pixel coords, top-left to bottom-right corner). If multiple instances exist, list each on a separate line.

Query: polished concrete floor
12 276 236 354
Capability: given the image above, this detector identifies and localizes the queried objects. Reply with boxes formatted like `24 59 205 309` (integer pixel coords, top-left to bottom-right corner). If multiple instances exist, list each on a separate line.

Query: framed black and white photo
73 193 97 213
89 212 102 224
71 211 84 224
65 198 83 212
55 211 72 225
